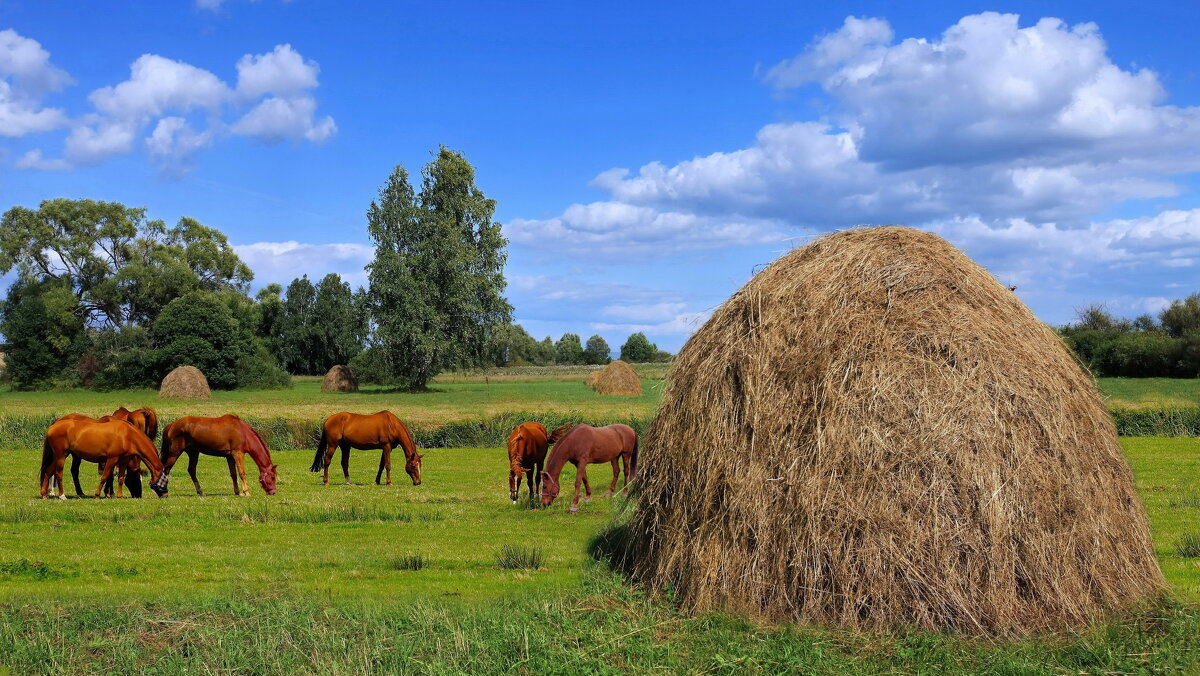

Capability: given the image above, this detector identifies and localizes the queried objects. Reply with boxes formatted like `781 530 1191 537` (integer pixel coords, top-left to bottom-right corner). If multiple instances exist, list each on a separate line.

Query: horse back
508 422 548 465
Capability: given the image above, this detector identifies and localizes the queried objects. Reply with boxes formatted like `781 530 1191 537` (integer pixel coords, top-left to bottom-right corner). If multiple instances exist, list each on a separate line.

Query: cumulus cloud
0 29 72 137
14 148 69 170
233 241 373 288
16 38 335 173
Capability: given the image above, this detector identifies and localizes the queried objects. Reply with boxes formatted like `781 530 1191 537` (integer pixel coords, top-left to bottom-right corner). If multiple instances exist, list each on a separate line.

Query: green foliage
0 277 83 389
486 323 543 366
584 334 612 365
366 148 512 389
495 544 544 570
1161 293 1200 339
1176 533 1200 558
89 325 156 391
620 331 658 362
348 344 397 385
1110 406 1200 437
1059 294 1200 377
278 275 317 373
312 274 367 369
554 332 585 365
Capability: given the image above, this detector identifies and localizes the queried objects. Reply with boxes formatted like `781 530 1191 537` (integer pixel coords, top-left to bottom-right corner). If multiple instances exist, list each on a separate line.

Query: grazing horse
111 406 158 441
540 424 638 512
160 415 278 496
506 423 574 503
309 411 423 486
53 413 144 498
40 418 169 499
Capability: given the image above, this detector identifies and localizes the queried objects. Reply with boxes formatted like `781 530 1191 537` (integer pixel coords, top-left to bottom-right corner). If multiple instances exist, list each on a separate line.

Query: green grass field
1 435 1199 673
1097 377 1200 409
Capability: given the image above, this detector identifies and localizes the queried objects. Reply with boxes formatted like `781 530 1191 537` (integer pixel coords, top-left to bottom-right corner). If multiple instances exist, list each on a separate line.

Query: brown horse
53 413 144 498
111 406 158 440
309 411 423 486
540 424 638 512
506 423 574 503
40 418 169 499
160 415 278 496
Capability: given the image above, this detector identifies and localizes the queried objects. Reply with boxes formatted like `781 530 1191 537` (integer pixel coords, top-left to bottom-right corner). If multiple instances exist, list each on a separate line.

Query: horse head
259 463 279 496
510 467 527 503
540 471 559 507
149 470 169 497
405 453 424 486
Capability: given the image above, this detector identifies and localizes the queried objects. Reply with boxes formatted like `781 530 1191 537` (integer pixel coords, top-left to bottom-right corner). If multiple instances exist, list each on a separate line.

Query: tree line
1058 294 1200 378
0 148 672 391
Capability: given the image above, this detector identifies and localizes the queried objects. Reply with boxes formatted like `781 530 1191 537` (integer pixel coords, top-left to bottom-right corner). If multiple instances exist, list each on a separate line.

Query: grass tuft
0 558 78 580
1176 533 1200 558
495 544 544 570
389 553 425 571
1168 493 1200 508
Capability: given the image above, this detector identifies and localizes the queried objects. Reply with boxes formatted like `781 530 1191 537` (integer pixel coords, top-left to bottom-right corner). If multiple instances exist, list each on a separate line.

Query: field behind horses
2 429 1200 673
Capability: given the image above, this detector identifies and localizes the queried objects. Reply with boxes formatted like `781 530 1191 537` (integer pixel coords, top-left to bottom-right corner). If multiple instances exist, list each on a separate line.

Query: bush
349 345 395 386
235 342 292 390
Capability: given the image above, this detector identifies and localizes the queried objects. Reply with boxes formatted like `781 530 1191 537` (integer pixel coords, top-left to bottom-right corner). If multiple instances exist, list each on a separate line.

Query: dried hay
585 370 602 388
322 364 359 392
627 226 1162 635
592 360 642 396
158 365 211 399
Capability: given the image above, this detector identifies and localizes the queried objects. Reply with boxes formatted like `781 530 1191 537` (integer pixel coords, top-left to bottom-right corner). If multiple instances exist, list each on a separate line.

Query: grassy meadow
1 368 1199 673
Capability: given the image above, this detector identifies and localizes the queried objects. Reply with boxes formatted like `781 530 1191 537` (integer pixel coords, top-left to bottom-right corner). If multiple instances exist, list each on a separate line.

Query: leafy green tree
488 323 539 366
620 332 658 363
0 277 83 388
1160 293 1200 339
366 148 512 389
279 275 317 374
535 336 555 366
313 273 367 370
154 292 243 389
255 283 285 361
554 333 585 365
583 334 612 365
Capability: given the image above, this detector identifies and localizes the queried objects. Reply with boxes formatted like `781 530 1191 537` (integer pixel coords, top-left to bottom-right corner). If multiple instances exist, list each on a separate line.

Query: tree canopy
366 148 511 389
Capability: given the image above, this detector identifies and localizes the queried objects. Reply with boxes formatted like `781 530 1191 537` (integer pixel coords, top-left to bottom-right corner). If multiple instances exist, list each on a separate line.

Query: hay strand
627 226 1163 635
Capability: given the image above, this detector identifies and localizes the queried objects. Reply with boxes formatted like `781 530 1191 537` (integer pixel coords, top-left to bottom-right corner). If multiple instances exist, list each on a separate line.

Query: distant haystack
159 366 211 399
591 360 642 396
322 364 359 392
585 370 602 388
627 226 1163 635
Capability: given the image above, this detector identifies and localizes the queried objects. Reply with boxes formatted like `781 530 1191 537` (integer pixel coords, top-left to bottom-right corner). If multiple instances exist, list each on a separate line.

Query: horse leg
188 451 204 496
322 441 338 486
376 444 392 485
581 465 593 503
340 444 351 485
116 463 126 498
96 458 119 498
71 455 84 496
226 456 241 495
605 459 619 497
54 456 67 500
235 452 250 496
525 465 535 502
570 467 584 513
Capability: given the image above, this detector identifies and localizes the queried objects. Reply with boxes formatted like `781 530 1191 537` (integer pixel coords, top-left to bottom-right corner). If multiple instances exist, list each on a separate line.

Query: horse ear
417 453 425 459
272 464 279 470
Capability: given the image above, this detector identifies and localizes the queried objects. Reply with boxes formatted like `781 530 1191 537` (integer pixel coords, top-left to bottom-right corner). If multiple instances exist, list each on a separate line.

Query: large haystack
592 360 642 396
322 364 359 392
585 370 602 388
158 365 211 399
628 227 1162 635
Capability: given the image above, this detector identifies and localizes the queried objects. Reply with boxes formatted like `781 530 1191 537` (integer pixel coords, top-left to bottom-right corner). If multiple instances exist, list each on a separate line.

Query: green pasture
0 435 1199 673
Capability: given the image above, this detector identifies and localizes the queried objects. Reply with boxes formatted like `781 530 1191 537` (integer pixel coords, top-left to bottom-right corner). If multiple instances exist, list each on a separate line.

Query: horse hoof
583 498 591 503
57 495 67 501
569 506 579 513
603 492 613 498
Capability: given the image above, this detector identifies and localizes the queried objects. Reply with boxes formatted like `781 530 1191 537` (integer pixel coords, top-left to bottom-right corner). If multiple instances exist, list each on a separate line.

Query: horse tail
310 426 328 472
40 434 56 483
548 423 576 444
629 435 639 483
159 424 172 464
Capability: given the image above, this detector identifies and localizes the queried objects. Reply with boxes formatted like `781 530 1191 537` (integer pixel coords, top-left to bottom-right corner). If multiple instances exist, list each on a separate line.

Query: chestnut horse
53 413 144 498
506 423 574 503
540 424 638 512
309 411 423 486
40 418 169 499
160 415 278 496
112 406 158 441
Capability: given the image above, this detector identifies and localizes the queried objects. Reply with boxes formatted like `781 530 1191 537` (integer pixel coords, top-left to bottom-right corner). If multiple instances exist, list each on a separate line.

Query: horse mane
141 407 159 441
547 424 577 444
239 420 272 463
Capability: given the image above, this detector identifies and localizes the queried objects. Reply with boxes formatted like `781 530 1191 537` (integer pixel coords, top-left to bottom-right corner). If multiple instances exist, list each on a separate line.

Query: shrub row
1 407 1193 453
0 411 653 453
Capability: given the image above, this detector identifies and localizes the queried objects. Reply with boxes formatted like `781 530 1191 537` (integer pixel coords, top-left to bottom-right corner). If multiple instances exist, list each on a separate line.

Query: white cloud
195 0 224 9
14 148 69 170
15 38 335 173
592 311 712 336
0 29 72 137
232 95 336 143
233 241 373 288
600 301 689 322
145 116 213 172
235 44 319 100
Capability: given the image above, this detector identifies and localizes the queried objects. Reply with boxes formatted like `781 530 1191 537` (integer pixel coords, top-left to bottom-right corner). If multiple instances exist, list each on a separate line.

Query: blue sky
2 1 1199 352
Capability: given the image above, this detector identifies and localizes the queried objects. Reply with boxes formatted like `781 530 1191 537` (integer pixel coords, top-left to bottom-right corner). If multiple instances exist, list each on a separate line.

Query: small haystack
627 227 1163 635
591 360 642 396
158 365 211 399
322 364 359 392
